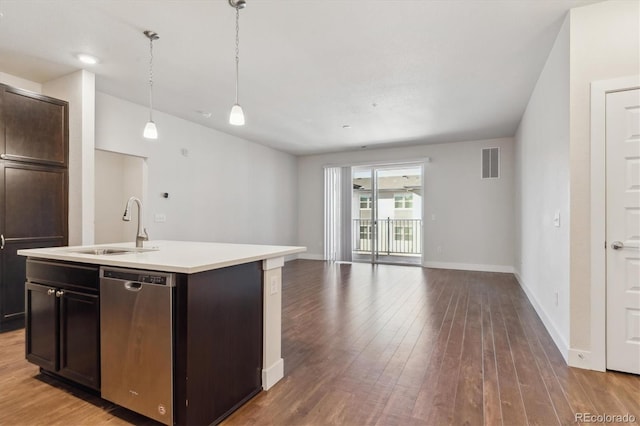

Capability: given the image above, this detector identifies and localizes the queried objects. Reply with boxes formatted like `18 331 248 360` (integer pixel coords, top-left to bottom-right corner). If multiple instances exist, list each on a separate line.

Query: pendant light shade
229 0 246 126
229 104 245 126
143 121 158 139
143 30 159 139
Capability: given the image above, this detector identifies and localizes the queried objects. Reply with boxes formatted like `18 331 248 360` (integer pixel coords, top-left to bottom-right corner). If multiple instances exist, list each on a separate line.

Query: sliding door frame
344 159 429 266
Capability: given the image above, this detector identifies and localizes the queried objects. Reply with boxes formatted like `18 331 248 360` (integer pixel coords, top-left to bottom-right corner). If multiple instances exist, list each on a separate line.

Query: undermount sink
72 247 158 256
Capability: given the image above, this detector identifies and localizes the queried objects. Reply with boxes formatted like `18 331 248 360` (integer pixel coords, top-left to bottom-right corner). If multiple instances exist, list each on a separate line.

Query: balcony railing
353 218 422 256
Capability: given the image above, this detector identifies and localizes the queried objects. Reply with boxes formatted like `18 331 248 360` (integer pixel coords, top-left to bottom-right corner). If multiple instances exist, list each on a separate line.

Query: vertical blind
324 166 352 262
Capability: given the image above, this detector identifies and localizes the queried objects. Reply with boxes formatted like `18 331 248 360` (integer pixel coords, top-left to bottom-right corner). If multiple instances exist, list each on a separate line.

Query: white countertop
17 240 306 274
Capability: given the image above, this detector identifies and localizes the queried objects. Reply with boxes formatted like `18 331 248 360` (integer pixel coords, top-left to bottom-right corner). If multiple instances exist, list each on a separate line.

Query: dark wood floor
0 260 638 425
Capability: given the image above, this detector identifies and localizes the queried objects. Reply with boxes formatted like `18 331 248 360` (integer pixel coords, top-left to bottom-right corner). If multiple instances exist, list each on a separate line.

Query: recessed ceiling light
342 124 351 129
196 110 212 118
76 53 99 65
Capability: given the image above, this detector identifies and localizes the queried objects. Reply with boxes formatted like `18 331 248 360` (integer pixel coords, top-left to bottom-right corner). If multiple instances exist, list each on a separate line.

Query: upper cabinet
0 85 68 167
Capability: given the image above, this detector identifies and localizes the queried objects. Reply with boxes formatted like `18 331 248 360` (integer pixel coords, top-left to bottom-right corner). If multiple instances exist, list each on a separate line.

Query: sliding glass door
352 164 423 265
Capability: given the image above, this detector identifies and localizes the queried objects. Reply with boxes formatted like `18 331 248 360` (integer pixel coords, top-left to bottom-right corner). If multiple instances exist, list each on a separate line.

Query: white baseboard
423 261 514 274
513 272 569 363
262 358 284 390
568 348 598 370
295 253 324 261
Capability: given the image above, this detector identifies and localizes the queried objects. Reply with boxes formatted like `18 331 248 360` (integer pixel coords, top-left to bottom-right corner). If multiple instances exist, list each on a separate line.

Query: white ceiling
0 0 599 155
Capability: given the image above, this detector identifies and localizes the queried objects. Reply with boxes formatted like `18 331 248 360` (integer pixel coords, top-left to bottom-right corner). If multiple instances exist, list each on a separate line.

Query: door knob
47 289 55 296
611 241 624 250
55 290 64 297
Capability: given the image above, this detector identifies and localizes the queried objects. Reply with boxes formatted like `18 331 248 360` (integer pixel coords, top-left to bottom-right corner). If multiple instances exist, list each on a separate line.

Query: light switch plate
154 213 167 223
553 211 560 227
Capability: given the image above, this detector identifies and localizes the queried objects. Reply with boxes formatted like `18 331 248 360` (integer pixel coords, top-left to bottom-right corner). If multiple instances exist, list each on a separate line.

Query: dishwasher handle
124 281 143 292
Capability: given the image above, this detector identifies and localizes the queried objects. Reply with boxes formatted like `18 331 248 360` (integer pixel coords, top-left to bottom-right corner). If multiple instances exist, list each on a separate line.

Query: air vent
481 147 500 179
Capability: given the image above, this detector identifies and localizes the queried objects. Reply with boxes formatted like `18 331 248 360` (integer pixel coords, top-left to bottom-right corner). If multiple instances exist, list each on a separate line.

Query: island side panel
173 273 188 426
177 261 263 426
262 257 284 390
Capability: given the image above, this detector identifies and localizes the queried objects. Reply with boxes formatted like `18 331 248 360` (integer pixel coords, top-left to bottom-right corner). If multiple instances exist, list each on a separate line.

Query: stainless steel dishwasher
100 266 175 425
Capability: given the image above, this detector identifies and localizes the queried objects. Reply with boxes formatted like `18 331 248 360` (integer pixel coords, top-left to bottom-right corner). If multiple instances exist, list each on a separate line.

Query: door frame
589 75 640 371
352 161 426 266
334 158 429 265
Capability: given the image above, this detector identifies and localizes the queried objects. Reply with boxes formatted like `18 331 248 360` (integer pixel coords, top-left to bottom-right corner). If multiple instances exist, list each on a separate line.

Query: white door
606 88 640 374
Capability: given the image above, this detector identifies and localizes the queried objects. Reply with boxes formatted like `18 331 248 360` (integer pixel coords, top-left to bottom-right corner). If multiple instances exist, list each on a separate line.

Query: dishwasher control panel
101 268 174 287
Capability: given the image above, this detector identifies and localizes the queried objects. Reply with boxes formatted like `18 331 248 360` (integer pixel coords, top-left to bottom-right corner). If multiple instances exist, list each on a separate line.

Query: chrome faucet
122 196 149 248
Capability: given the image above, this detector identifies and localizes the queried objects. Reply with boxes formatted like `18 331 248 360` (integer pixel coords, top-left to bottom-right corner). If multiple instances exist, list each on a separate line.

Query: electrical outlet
270 276 278 295
437 245 442 254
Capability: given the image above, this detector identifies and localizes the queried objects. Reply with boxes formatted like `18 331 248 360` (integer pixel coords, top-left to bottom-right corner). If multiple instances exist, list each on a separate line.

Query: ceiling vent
481 147 500 179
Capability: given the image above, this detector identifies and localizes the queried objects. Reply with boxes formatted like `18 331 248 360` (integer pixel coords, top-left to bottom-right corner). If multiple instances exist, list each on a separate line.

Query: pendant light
143 30 159 139
229 0 246 126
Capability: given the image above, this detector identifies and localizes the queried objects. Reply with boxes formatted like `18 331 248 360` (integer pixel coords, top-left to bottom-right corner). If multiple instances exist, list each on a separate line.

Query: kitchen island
18 240 305 425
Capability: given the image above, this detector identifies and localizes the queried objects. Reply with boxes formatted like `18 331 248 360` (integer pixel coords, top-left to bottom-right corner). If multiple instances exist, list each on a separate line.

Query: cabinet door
0 241 55 331
0 243 27 329
0 162 67 330
25 282 58 371
1 162 67 242
1 85 68 166
58 289 100 390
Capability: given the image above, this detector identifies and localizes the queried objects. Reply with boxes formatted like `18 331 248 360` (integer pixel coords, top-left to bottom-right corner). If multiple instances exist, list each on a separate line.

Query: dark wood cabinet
1 241 36 329
59 289 100 387
175 262 263 425
0 84 68 331
25 282 57 371
2 162 67 239
1 85 68 166
23 257 264 424
25 260 100 390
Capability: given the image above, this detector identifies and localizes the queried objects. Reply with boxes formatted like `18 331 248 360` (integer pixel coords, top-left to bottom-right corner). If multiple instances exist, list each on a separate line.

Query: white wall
43 70 96 245
95 150 145 244
95 92 298 246
298 138 515 271
0 72 41 93
568 0 640 356
514 15 570 360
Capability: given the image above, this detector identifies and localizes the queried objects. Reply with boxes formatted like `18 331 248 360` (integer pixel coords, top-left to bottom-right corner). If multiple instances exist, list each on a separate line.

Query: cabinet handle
1 234 4 250
55 290 64 298
47 289 55 296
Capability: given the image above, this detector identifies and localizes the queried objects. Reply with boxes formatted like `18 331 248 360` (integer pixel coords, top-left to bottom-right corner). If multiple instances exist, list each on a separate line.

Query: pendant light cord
148 36 154 121
235 5 240 104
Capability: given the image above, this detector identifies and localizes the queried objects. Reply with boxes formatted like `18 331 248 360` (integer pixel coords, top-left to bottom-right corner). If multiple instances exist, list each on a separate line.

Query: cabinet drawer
26 259 99 291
